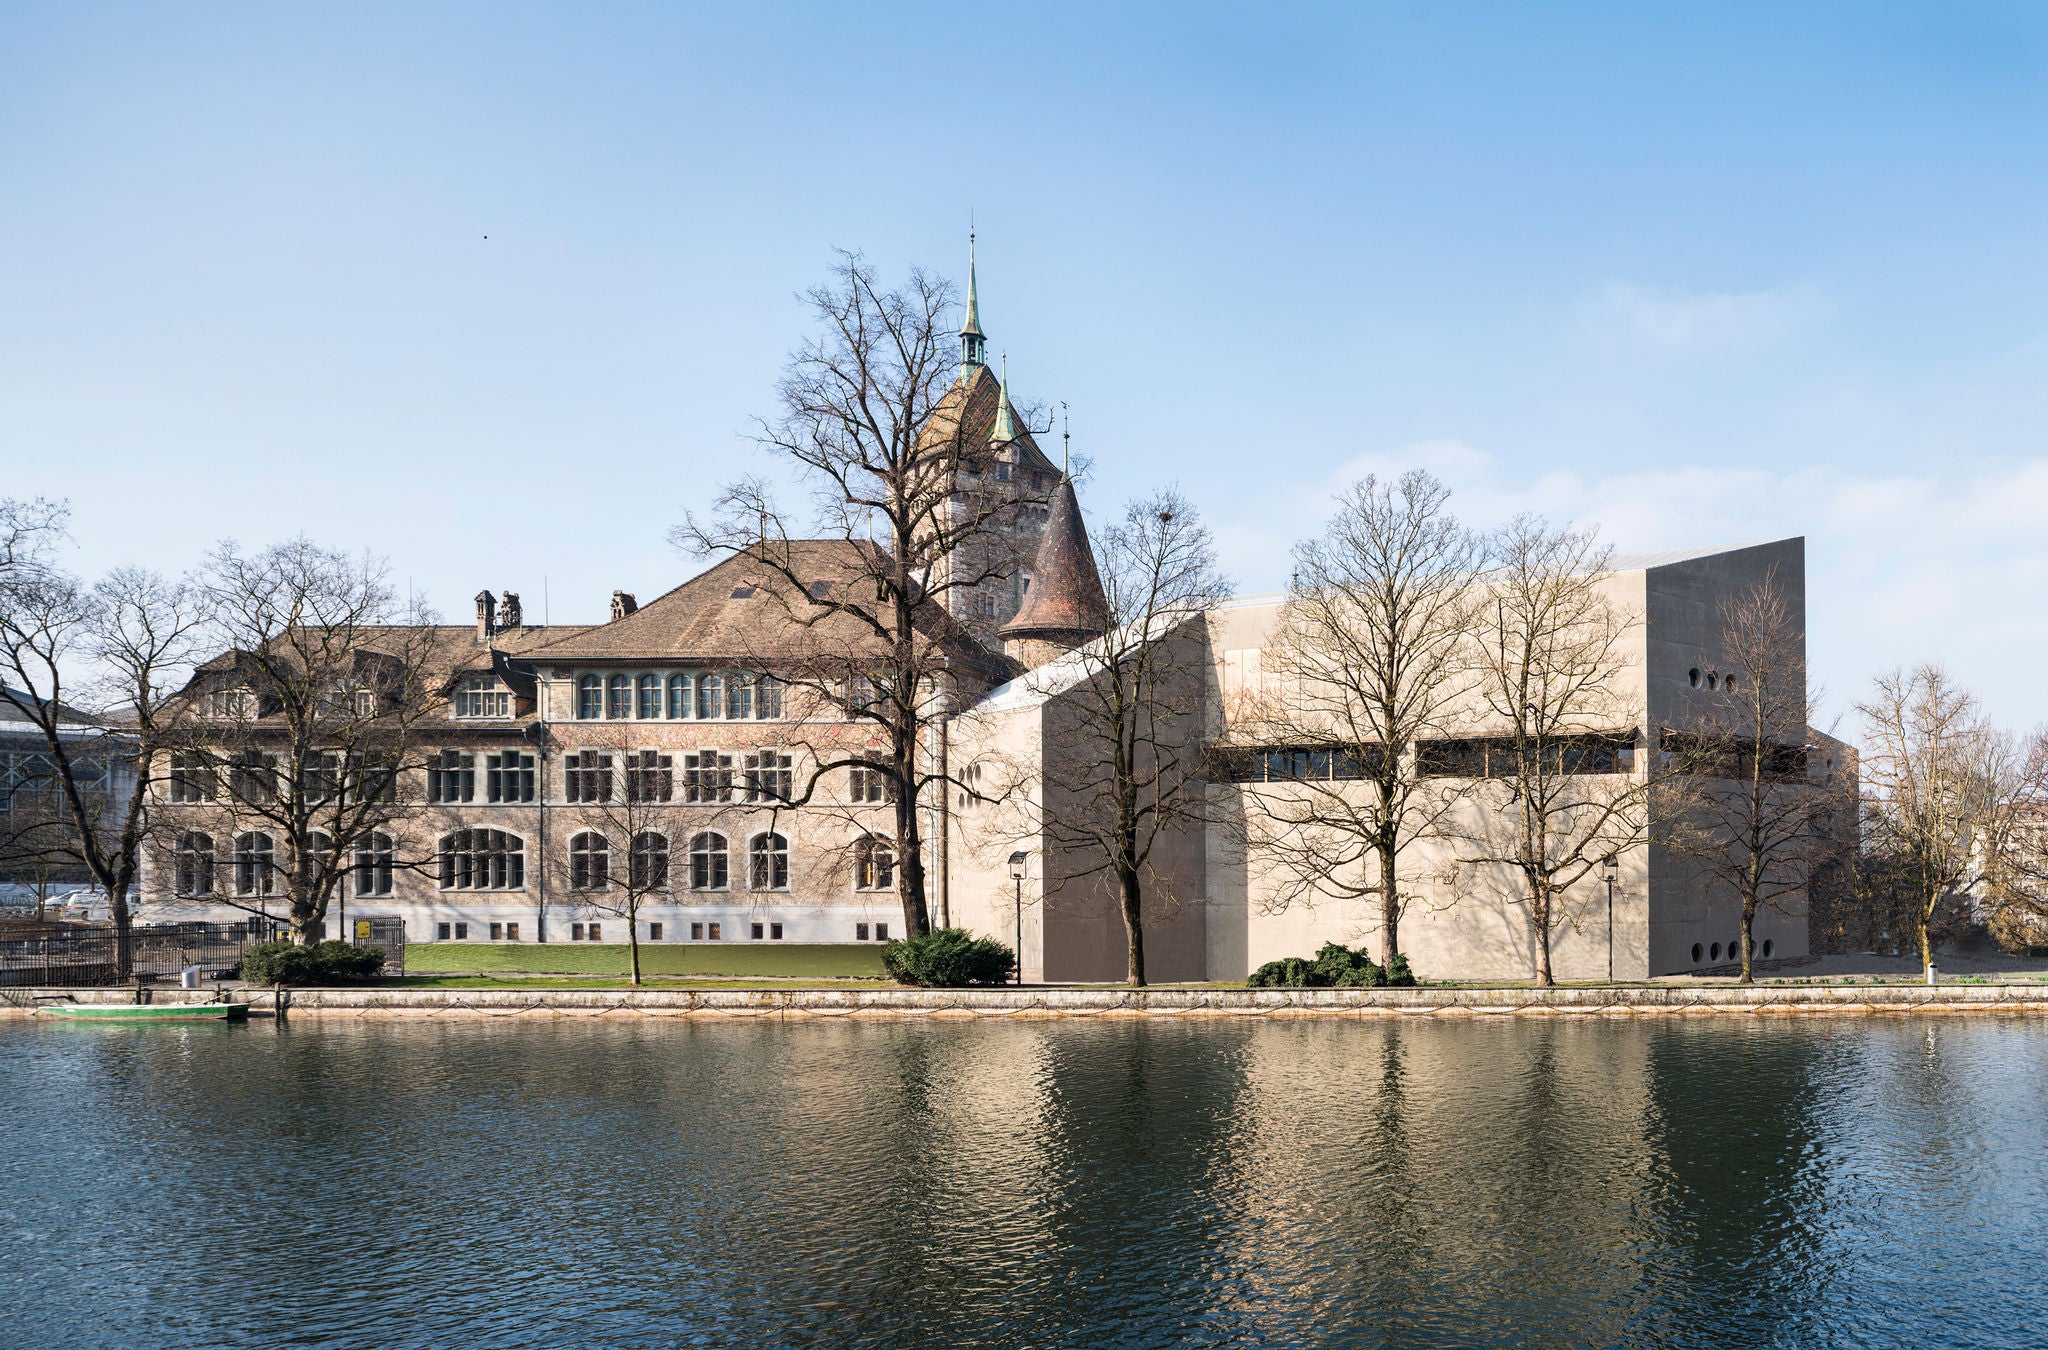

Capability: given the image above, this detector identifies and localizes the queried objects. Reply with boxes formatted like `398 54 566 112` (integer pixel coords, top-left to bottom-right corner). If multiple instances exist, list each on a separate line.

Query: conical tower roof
1002 477 1110 643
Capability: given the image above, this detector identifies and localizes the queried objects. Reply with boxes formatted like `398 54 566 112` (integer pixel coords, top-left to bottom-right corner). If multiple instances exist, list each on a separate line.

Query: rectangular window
229 751 278 804
354 754 400 803
751 922 764 940
683 751 733 803
506 922 519 941
427 750 476 803
755 675 782 720
745 751 793 803
577 676 602 720
454 922 469 940
572 922 585 941
875 923 889 941
564 752 613 803
208 688 257 719
856 922 869 941
770 922 783 940
849 765 891 804
486 751 536 803
438 922 451 940
456 677 510 718
490 922 503 941
605 676 631 720
707 922 721 940
589 922 602 941
298 750 344 803
649 922 664 941
168 751 217 802
626 750 674 802
690 922 704 940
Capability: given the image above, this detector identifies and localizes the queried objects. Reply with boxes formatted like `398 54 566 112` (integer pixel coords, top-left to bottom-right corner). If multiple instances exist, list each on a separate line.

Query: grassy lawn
400 941 888 980
381 974 894 990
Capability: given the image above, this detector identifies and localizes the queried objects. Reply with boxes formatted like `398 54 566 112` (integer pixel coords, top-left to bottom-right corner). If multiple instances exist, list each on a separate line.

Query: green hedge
1247 942 1416 989
238 941 386 986
882 928 1016 987
400 941 888 979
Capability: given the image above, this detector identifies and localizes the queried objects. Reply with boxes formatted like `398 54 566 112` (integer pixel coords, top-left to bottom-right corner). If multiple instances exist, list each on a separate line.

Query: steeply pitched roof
1002 478 1110 641
524 540 1017 682
919 364 1060 477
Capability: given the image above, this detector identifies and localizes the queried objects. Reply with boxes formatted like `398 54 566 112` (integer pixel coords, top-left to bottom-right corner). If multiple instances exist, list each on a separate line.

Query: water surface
3 1015 2045 1348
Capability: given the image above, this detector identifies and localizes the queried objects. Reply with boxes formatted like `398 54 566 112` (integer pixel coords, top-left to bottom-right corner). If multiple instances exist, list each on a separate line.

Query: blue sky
4 2 2047 728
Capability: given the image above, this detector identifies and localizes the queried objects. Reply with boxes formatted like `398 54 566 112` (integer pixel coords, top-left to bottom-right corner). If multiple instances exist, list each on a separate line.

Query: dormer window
208 688 257 719
455 677 511 719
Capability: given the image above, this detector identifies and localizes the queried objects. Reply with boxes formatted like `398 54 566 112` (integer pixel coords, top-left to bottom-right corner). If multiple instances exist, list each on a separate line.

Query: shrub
238 940 386 986
1247 942 1418 988
882 928 1016 987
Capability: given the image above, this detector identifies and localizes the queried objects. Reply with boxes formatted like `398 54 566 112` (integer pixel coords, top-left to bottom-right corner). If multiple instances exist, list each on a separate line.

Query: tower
999 475 1110 670
960 230 987 377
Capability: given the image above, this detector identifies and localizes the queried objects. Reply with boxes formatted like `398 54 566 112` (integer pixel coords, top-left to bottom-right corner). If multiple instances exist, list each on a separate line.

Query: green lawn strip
380 975 896 990
400 942 887 979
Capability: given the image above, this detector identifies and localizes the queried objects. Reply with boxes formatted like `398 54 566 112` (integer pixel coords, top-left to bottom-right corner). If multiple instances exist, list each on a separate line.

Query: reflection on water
4 1015 2047 1348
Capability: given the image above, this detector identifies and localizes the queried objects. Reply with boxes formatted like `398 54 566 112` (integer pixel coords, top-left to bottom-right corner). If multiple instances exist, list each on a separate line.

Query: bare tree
1461 515 1653 986
0 501 207 974
1657 572 1840 981
1855 664 2028 973
1242 470 1483 964
170 538 446 945
1007 488 1231 986
672 254 1041 938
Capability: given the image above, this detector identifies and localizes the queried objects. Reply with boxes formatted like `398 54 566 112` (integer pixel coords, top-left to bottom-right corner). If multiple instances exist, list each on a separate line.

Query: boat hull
38 1002 251 1022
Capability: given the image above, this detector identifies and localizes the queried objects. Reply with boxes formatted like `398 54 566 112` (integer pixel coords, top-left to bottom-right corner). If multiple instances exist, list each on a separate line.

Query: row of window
170 750 893 808
1209 737 1636 784
168 829 896 898
573 672 783 722
1692 938 1773 965
436 920 889 942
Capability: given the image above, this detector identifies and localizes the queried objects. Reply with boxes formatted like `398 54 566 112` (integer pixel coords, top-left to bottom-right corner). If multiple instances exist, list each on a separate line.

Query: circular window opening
1706 673 1719 690
1724 673 1739 693
1710 942 1722 961
1762 939 1774 959
1688 668 1701 688
1691 942 1703 963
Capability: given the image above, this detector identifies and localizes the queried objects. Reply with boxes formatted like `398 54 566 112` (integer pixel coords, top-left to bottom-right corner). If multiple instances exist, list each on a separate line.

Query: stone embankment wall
8 985 2048 1018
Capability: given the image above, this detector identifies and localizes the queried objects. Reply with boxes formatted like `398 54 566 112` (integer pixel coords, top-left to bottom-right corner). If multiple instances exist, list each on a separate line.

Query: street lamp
1008 851 1029 986
1603 855 1619 982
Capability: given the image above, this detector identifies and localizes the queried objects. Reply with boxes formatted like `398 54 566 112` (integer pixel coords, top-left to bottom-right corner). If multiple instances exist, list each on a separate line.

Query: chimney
474 590 496 644
498 592 522 631
610 590 638 621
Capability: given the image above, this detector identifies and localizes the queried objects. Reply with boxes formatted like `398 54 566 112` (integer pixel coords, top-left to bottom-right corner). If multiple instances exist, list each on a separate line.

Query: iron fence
0 924 247 988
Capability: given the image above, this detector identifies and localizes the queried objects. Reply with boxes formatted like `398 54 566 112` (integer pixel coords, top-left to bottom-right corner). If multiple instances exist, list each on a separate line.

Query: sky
4 2 2047 732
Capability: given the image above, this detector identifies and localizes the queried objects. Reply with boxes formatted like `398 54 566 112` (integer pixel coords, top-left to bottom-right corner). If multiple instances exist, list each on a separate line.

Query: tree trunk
1119 864 1146 987
109 885 134 981
1533 890 1555 986
628 915 642 986
895 791 931 937
1738 903 1756 984
1378 846 1401 967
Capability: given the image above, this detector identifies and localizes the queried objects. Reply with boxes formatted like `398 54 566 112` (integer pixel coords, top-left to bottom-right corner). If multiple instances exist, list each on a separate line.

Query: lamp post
1008 851 1029 986
1603 855 1619 983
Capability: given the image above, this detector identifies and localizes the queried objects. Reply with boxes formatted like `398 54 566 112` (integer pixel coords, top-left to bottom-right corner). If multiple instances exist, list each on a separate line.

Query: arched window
569 831 609 891
667 672 692 719
637 673 662 719
631 832 670 891
577 674 602 720
174 832 214 897
854 835 895 892
726 674 754 720
688 832 729 891
438 829 525 890
606 674 632 719
749 832 789 891
696 673 723 720
233 832 275 897
304 832 334 884
354 832 393 897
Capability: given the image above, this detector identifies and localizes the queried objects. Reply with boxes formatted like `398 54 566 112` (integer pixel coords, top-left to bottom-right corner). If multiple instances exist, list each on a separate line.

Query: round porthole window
1724 674 1739 693
1688 668 1701 688
1706 673 1719 690
1762 939 1774 959
1691 942 1703 963
1710 942 1722 961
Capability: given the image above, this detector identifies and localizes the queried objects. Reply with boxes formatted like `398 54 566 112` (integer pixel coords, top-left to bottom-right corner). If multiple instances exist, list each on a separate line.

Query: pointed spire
959 225 987 375
991 352 1018 445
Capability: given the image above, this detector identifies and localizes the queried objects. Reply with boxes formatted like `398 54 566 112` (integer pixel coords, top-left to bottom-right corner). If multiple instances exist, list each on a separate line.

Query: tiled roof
1002 478 1110 641
920 364 1061 478
523 541 1017 683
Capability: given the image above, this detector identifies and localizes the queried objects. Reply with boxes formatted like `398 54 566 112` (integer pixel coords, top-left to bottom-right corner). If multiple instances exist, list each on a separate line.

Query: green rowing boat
37 1001 251 1022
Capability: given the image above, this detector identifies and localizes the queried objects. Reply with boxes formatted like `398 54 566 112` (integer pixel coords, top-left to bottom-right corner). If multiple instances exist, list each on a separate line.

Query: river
3 1016 2045 1348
